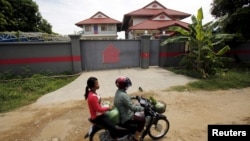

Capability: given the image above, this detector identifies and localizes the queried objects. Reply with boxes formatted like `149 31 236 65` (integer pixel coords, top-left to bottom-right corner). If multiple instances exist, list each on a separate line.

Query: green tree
161 8 234 78
0 0 52 33
210 0 250 39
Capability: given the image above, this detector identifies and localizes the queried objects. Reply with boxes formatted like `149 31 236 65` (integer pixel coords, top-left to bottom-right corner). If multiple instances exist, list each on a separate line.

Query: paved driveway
34 67 196 105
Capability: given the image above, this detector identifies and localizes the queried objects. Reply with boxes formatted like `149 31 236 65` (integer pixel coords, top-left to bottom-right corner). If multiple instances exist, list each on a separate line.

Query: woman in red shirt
84 77 117 140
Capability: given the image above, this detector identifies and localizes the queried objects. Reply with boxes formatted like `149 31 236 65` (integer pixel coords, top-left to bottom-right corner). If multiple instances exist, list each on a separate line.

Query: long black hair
84 77 97 100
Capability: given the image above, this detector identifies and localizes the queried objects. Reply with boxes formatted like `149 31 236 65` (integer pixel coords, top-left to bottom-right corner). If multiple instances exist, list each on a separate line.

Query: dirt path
0 87 250 141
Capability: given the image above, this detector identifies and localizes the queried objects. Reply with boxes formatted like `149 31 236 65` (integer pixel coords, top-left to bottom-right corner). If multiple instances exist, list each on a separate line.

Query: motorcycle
84 96 170 141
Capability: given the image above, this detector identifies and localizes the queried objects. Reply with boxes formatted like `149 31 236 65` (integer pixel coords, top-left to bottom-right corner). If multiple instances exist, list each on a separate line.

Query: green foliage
0 73 79 113
166 67 250 91
211 0 250 39
161 8 235 78
0 0 52 33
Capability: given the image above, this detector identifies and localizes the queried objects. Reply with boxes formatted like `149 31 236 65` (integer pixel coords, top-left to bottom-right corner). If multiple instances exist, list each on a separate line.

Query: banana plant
161 8 234 78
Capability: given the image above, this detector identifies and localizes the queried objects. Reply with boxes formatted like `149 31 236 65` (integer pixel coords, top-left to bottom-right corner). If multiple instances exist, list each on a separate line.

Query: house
75 11 122 40
121 0 191 39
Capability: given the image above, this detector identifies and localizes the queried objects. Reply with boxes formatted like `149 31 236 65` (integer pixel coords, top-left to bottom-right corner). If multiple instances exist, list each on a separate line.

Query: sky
34 0 215 38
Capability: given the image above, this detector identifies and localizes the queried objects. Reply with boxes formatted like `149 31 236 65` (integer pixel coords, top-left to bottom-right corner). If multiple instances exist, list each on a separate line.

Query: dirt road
0 87 249 141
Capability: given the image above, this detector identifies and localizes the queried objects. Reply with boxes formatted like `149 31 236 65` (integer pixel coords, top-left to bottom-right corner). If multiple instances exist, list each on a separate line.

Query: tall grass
0 74 79 113
166 68 250 91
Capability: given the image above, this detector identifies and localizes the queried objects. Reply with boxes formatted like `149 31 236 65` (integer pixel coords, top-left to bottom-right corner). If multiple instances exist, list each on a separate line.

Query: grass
166 67 250 91
0 73 79 113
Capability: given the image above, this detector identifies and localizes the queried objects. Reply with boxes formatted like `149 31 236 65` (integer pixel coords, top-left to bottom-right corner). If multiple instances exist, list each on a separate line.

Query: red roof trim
142 0 166 9
150 11 176 21
125 8 191 17
128 19 189 30
128 11 189 30
91 11 110 18
75 11 121 26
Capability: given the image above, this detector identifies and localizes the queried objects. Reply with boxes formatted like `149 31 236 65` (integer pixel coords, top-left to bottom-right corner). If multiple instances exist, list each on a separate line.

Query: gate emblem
102 44 120 63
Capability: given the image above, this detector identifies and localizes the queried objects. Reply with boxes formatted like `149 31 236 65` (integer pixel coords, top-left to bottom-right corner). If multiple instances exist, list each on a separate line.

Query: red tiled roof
142 0 166 9
122 1 191 30
124 0 190 18
126 9 190 18
75 11 121 27
128 11 189 30
129 20 189 30
76 18 121 25
154 31 176 38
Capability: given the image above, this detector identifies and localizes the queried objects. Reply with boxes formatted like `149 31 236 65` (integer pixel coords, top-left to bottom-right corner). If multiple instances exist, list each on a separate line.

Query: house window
108 25 115 31
85 25 92 32
101 24 116 31
101 24 107 31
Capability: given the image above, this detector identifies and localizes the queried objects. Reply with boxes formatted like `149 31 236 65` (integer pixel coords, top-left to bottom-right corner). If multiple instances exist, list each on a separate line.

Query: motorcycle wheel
89 128 108 141
148 118 170 139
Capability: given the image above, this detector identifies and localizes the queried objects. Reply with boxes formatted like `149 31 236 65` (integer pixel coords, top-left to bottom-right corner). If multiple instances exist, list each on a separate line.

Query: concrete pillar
69 35 82 73
140 34 151 69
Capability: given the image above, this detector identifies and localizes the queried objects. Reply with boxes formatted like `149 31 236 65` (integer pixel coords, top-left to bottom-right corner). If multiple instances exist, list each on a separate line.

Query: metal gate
150 40 160 66
80 40 141 71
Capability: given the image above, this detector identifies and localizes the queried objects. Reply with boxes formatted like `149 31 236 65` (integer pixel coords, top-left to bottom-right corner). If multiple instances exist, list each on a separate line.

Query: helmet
115 76 132 89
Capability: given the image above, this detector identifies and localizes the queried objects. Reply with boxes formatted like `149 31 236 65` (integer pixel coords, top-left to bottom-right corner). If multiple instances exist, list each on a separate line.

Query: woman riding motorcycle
84 77 118 140
114 76 145 141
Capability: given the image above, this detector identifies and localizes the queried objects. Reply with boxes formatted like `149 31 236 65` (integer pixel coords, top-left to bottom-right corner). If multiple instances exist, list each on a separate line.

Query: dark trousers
123 114 146 132
92 114 118 139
